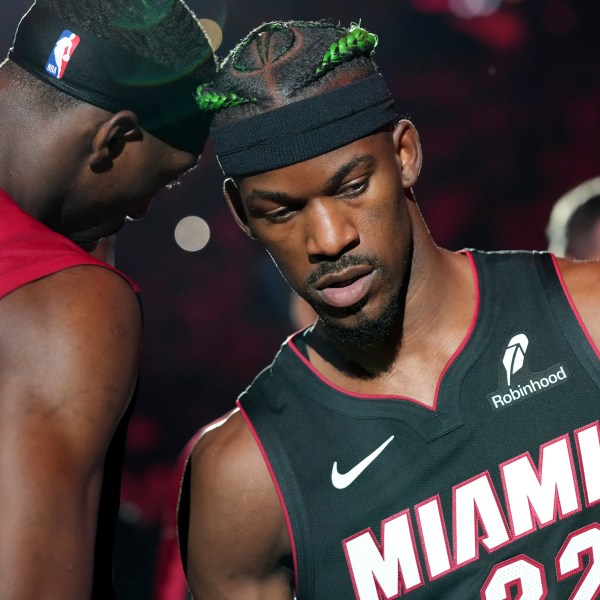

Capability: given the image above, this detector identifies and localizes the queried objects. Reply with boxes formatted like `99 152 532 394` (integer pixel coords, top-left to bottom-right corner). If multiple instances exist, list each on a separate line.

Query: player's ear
392 119 422 189
223 178 256 239
89 110 142 172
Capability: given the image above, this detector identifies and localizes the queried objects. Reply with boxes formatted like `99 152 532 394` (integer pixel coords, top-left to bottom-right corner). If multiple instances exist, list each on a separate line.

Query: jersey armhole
237 398 312 598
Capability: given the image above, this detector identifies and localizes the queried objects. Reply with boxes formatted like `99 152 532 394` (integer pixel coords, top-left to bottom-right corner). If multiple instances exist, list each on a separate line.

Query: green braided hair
315 24 378 76
200 20 381 122
193 83 255 112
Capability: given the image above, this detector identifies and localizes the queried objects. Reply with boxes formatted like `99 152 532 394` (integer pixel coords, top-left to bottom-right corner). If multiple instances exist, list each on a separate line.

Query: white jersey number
481 555 546 599
481 524 600 600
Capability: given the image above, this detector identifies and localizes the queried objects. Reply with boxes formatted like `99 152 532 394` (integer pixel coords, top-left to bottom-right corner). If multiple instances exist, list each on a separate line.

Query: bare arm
0 265 141 598
184 410 294 600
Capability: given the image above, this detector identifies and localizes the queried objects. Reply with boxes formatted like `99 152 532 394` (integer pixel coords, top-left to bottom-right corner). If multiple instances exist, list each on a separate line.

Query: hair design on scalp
193 83 250 113
195 20 379 125
315 24 378 76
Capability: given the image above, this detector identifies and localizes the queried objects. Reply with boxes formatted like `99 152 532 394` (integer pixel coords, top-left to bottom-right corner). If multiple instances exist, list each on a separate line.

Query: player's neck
304 245 476 404
0 106 48 217
0 99 83 225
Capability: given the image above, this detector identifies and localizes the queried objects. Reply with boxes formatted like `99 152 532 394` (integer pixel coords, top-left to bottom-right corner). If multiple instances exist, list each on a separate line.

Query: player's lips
315 266 375 308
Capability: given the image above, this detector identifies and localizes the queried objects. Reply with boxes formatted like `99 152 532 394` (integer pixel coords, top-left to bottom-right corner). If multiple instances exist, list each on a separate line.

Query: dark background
2 0 599 597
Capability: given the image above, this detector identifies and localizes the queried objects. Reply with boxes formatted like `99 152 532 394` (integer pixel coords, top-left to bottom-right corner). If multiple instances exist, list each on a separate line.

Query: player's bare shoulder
0 264 140 346
0 264 141 438
188 408 283 516
554 256 600 348
184 408 292 596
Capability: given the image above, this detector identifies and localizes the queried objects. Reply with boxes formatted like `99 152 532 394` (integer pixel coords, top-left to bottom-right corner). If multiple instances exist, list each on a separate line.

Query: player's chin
69 220 125 249
313 294 369 320
317 295 399 349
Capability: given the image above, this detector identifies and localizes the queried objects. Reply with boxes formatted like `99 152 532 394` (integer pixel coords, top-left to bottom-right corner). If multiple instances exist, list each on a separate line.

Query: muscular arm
0 265 141 598
184 410 294 599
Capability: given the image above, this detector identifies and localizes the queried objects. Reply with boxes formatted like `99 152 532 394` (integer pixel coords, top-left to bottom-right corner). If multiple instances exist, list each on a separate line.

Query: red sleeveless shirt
0 188 137 298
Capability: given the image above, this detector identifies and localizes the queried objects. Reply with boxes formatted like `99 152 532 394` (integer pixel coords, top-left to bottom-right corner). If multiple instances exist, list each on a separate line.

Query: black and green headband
9 3 211 155
211 73 398 178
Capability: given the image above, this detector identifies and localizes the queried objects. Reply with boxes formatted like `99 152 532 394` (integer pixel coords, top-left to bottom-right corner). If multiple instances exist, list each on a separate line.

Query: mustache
304 254 384 288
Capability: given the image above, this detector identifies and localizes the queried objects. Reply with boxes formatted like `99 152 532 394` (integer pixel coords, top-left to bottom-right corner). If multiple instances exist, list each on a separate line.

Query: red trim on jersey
0 188 138 298
433 250 480 407
237 400 300 595
550 254 600 359
286 250 481 410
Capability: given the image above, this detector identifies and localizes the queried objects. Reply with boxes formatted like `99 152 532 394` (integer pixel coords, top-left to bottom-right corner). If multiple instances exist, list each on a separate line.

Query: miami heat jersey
238 250 600 599
0 188 138 598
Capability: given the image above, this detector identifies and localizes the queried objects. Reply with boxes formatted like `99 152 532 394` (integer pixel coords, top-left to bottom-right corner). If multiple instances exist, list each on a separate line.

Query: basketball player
0 0 215 597
179 20 600 599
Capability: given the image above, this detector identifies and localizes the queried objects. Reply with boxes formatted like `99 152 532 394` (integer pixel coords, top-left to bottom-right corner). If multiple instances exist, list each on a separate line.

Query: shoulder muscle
0 265 141 465
184 409 293 599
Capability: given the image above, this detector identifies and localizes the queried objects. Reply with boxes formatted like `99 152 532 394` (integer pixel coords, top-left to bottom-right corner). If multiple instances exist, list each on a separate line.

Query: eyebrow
247 190 294 203
247 153 376 203
326 153 375 189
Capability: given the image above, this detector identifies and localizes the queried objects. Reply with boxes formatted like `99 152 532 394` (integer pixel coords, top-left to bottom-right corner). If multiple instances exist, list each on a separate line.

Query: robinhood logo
503 333 528 386
488 333 568 410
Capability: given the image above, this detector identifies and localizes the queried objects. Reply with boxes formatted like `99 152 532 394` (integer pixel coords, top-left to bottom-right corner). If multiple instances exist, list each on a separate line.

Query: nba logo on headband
45 30 80 79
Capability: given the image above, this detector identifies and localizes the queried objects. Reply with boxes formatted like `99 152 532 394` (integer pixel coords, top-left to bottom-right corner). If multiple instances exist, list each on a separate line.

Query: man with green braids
179 19 600 599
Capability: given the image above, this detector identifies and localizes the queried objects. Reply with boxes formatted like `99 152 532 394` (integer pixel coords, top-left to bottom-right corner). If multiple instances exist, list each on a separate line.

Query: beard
317 285 401 351
302 253 403 351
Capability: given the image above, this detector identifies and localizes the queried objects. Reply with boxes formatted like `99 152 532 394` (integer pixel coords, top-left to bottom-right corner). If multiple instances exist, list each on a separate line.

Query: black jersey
238 250 600 599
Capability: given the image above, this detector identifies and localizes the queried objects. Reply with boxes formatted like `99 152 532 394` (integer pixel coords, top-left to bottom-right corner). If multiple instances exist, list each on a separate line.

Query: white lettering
488 366 568 410
343 420 595 594
491 394 504 408
576 423 600 506
344 510 423 599
453 473 510 566
416 497 451 579
502 436 580 537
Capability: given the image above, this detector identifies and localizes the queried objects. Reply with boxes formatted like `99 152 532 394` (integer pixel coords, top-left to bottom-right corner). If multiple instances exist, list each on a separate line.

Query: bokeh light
449 0 502 18
198 18 223 51
174 216 211 252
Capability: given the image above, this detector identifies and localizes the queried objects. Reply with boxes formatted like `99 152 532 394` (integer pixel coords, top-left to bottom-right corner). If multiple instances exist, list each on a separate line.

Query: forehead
238 131 393 197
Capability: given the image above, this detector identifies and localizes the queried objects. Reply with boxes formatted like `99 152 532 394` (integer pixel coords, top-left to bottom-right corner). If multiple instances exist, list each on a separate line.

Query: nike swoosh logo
331 435 395 490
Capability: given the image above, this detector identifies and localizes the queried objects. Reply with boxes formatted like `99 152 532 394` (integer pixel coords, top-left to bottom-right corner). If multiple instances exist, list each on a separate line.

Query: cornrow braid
211 20 381 126
194 83 255 112
315 25 378 76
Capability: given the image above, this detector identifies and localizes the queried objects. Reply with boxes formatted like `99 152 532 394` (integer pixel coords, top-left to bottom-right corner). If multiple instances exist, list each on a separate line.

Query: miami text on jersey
342 421 600 599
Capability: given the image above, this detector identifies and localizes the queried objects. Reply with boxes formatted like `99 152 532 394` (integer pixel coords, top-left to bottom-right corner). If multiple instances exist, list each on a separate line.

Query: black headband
211 73 398 178
9 4 211 155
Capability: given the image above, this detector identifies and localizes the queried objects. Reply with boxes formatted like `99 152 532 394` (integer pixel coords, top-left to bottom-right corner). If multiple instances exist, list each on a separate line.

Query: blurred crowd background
2 0 599 597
